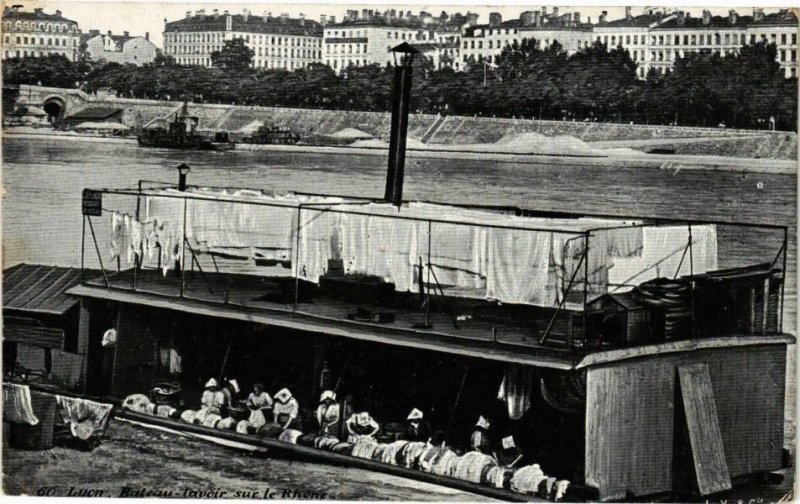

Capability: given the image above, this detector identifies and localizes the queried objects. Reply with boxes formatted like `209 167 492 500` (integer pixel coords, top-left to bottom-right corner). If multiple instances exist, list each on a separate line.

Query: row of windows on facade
166 32 321 47
648 47 796 62
633 32 798 47
4 34 77 47
326 43 369 54
167 45 320 59
175 56 314 70
4 49 72 58
2 20 77 33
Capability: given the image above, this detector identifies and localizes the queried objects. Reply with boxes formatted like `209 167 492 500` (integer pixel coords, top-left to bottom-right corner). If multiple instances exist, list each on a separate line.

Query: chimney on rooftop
55 9 61 16
489 12 502 26
702 9 711 25
299 13 305 26
625 6 632 20
599 11 608 23
329 15 336 24
553 7 559 18
574 12 580 24
542 6 548 16
520 11 533 26
729 9 738 25
362 9 368 19
677 11 685 26
123 31 129 37
753 7 764 21
243 9 249 21
34 7 43 14
320 14 327 25
213 9 219 18
534 11 542 27
107 30 112 36
145 31 149 40
186 10 191 19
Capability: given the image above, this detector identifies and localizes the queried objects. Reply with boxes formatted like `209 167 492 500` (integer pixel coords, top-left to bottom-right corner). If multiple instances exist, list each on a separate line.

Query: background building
81 30 158 65
461 8 592 68
2 5 81 61
748 9 798 78
164 9 323 70
323 9 465 73
592 8 675 78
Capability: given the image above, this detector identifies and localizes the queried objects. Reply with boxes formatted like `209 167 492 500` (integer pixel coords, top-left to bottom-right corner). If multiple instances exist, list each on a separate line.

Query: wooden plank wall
584 344 786 501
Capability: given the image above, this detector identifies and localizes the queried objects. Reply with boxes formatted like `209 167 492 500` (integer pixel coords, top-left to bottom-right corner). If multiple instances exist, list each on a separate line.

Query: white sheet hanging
608 225 717 289
486 229 553 306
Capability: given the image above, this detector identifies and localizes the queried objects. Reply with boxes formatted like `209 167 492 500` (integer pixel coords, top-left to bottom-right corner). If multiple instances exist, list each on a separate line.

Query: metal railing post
180 198 187 298
426 220 432 327
81 215 86 284
294 205 303 314
583 232 589 348
688 225 695 338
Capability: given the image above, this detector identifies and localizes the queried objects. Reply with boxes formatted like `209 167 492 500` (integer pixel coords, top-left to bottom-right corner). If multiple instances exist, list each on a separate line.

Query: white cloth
3 384 39 425
455 451 497 483
486 228 553 305
497 365 535 420
55 395 113 438
608 225 717 289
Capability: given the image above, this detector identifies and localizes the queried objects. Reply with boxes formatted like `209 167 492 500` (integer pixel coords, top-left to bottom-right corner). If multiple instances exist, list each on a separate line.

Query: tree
210 38 254 72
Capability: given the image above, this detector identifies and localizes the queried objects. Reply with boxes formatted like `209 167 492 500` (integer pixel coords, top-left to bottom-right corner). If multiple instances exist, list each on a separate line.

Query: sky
14 0 793 48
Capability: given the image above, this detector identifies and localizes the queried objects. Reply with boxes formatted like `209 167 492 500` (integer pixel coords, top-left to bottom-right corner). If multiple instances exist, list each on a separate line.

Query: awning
3 264 84 315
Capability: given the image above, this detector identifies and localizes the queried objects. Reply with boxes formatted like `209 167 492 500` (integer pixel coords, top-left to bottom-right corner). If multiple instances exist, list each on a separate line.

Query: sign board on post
82 189 102 216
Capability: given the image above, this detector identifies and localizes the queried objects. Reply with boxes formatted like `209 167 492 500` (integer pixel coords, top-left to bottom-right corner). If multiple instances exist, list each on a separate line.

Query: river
2 135 797 436
3 136 795 321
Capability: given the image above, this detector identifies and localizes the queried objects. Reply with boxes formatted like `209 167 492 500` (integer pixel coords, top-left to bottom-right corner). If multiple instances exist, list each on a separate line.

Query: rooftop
166 14 323 37
3 264 84 315
751 9 798 26
2 6 77 24
653 14 754 30
66 106 123 120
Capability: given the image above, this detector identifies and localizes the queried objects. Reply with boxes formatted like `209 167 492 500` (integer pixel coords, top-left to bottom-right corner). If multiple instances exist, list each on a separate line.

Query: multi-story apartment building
747 9 798 78
2 5 81 61
163 9 323 70
592 8 676 78
649 10 751 76
323 9 465 72
461 8 592 68
81 30 158 65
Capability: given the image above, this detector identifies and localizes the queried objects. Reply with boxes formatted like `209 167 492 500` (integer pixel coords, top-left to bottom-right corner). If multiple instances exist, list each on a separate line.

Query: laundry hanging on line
497 364 535 421
3 383 40 425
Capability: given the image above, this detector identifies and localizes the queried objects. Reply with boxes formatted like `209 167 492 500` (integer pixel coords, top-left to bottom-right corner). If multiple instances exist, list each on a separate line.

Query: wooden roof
3 264 84 315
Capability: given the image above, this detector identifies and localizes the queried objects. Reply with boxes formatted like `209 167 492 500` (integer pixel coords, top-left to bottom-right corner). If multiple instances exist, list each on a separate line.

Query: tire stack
635 278 693 340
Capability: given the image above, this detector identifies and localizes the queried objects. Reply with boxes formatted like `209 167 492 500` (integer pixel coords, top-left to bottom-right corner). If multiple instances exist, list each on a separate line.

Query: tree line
3 37 796 130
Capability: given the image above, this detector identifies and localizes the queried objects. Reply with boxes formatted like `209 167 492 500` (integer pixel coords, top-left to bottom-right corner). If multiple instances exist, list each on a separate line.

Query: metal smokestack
384 43 419 207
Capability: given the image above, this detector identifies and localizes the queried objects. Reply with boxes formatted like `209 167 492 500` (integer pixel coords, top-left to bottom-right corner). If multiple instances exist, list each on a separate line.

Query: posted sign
82 189 103 216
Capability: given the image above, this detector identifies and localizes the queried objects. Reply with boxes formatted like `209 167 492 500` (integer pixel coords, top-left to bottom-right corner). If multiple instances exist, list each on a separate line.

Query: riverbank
4 130 796 175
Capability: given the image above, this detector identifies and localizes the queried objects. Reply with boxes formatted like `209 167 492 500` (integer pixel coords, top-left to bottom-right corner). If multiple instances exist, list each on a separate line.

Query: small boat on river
137 101 235 151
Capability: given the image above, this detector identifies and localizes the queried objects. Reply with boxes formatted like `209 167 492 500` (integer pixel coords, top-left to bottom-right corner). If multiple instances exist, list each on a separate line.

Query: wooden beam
677 363 732 496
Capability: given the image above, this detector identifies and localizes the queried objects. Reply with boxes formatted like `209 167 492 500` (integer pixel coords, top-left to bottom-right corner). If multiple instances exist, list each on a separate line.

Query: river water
3 136 796 324
2 136 797 494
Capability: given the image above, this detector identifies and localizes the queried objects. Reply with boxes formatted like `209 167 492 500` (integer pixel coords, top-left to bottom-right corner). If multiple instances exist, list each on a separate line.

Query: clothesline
130 189 718 307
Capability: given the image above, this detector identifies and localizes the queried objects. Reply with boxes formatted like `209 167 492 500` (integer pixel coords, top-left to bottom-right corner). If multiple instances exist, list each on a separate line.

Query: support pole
426 220 432 327
87 216 110 288
180 198 187 297
294 205 303 313
81 215 86 284
583 233 590 348
688 225 695 338
780 227 787 333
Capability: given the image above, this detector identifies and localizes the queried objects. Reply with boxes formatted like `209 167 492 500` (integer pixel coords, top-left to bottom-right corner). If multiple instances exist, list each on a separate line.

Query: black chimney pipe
385 43 418 207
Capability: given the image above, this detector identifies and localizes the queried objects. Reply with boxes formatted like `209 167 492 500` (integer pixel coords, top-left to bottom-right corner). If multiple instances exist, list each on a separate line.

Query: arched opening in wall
43 98 66 124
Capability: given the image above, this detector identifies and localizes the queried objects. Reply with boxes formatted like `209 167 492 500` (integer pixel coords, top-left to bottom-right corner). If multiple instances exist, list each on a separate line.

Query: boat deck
78 267 586 369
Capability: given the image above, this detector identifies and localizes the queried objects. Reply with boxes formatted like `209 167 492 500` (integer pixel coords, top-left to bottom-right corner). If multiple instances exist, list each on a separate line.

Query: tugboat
239 123 300 145
137 101 235 151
